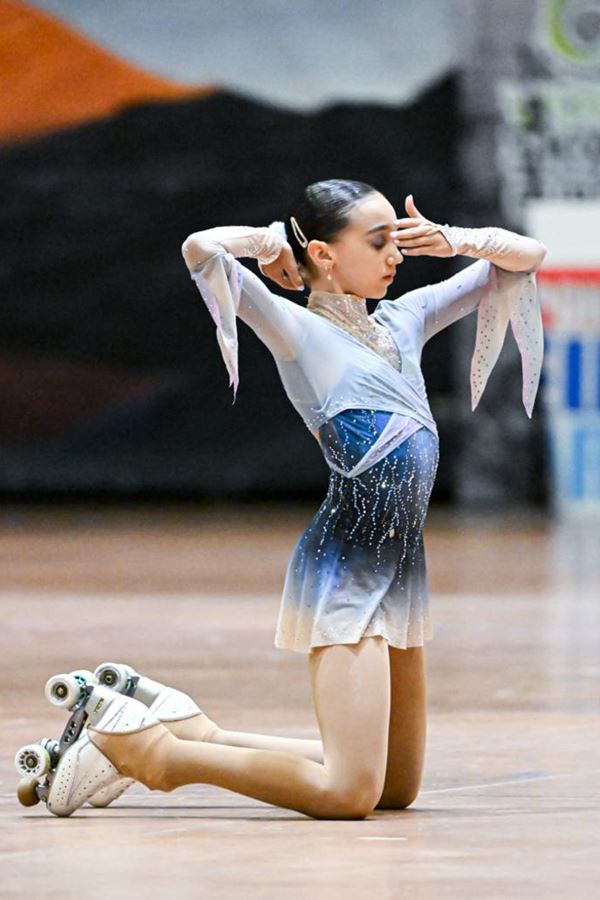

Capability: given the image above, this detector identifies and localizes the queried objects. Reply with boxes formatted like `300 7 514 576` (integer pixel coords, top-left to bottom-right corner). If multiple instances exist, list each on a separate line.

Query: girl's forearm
181 225 284 271
436 224 547 273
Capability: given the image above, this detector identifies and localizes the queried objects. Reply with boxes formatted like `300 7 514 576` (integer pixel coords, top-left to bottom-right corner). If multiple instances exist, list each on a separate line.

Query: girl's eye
371 240 386 250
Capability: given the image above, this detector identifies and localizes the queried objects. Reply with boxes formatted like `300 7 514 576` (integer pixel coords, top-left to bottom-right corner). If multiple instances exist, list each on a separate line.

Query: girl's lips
383 273 395 282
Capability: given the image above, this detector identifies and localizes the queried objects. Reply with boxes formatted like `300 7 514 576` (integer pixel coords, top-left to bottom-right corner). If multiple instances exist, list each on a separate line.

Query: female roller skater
25 180 546 819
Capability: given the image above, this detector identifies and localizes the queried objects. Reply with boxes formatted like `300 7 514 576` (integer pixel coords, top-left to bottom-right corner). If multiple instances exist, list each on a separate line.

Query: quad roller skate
15 664 202 814
87 662 201 808
15 669 99 809
94 662 201 722
15 668 158 817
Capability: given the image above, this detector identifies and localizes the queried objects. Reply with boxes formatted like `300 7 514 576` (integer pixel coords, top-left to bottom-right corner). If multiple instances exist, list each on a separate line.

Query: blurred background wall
1 0 598 508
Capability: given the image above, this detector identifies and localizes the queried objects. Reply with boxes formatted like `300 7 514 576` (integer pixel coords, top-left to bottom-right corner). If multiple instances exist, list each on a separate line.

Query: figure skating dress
190 251 541 653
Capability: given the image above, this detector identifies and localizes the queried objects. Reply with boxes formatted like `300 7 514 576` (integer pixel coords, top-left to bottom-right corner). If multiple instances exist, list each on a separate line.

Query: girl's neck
307 289 369 323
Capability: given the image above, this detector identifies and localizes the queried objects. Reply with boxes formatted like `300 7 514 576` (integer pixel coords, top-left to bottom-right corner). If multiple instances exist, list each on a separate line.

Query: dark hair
286 179 377 274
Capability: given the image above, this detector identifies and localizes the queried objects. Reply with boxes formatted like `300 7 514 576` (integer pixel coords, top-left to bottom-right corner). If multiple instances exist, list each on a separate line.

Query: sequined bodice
307 290 402 372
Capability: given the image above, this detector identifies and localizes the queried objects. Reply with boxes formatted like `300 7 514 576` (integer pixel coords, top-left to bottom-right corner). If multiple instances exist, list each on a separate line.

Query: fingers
394 221 439 241
401 245 430 256
280 246 304 289
264 268 297 290
259 251 304 290
395 239 437 250
405 193 425 220
281 268 304 290
394 217 422 228
391 224 433 241
401 240 443 255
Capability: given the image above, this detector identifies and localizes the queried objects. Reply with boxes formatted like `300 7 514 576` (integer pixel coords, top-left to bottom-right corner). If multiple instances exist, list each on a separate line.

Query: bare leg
168 715 324 763
90 636 391 820
169 647 427 776
376 645 427 809
209 728 323 762
167 646 425 780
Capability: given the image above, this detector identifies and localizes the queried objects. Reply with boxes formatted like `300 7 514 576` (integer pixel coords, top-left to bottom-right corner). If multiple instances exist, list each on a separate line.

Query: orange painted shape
0 0 215 143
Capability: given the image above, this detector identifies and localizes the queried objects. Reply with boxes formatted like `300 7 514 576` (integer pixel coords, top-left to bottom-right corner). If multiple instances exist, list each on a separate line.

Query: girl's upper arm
389 258 543 417
419 259 494 343
189 251 305 398
235 261 305 360
380 260 493 352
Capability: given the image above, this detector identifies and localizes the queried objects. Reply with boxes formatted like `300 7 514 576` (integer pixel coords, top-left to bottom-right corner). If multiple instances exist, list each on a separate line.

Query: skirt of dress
274 409 440 654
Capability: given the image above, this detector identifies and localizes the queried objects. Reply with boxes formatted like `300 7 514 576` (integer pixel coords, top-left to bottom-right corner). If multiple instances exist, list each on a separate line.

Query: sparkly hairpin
289 216 309 248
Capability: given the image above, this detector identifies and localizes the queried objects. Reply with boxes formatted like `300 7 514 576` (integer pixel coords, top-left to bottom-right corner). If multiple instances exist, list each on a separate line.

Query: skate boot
94 662 201 722
15 669 101 809
15 670 159 817
87 662 201 808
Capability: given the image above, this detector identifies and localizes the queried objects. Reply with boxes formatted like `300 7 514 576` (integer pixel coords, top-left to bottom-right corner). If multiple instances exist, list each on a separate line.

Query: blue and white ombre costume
189 228 543 653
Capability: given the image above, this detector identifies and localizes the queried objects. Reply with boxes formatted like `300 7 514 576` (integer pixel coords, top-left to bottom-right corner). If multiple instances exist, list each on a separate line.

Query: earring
326 266 332 283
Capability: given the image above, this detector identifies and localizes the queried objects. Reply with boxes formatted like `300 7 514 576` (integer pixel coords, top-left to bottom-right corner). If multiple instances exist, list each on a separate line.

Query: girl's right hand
259 243 304 291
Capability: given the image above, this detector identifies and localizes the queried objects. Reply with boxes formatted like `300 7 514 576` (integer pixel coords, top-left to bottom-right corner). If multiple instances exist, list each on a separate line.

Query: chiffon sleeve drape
376 259 543 417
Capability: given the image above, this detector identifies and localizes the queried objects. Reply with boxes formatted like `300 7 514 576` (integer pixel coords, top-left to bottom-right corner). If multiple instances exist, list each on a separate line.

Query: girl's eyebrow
366 222 394 234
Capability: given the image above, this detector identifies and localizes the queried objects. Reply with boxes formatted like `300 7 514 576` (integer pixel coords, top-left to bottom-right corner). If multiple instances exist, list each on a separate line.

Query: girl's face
309 192 404 299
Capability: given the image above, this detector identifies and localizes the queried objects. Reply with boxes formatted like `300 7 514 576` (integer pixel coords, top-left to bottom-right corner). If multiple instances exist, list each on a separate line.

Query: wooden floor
1 502 599 899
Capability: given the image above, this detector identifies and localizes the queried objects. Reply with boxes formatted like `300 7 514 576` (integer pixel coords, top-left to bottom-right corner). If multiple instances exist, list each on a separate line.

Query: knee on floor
376 782 420 810
318 775 384 820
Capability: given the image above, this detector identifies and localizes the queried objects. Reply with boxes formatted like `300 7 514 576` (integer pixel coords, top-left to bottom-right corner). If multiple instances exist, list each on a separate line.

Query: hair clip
290 216 309 248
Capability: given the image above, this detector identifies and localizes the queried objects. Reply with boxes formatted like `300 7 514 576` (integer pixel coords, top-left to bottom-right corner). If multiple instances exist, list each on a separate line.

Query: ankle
89 723 173 790
167 713 220 744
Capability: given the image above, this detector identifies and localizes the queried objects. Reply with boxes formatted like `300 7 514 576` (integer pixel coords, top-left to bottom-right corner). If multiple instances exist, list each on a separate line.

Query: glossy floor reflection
0 503 598 899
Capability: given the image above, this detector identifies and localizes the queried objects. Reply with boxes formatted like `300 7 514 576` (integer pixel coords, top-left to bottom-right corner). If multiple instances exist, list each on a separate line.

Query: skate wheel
14 744 51 778
40 737 60 759
94 662 135 693
69 669 99 687
45 673 83 709
17 776 41 807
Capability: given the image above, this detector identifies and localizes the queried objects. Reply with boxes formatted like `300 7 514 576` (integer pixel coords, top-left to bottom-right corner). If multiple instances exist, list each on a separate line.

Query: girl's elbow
538 240 548 264
181 235 199 269
182 233 223 270
530 240 548 273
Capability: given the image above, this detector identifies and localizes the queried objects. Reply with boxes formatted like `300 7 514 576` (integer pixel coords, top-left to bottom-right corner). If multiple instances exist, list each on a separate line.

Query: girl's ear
306 239 334 269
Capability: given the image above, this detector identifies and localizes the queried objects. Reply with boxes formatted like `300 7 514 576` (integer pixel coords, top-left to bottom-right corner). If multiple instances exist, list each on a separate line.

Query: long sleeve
384 259 543 417
189 251 305 401
424 260 543 416
182 225 285 269
420 258 496 342
434 223 547 274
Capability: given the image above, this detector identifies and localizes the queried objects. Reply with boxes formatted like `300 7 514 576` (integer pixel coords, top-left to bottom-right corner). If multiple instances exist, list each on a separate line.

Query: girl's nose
387 247 403 265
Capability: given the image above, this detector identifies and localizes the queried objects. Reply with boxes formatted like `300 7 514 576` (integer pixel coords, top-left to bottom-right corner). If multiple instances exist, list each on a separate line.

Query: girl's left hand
392 195 454 258
259 242 304 291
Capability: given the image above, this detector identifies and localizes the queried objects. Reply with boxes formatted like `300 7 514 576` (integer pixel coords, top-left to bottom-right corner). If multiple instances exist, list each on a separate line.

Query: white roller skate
15 669 99 808
15 670 158 817
87 662 201 808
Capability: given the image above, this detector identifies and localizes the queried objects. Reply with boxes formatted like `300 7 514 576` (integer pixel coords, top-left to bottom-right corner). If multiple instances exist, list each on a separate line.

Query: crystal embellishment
307 290 402 372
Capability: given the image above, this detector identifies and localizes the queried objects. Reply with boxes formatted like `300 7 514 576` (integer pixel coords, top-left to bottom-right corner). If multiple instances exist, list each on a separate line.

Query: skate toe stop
17 776 41 807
